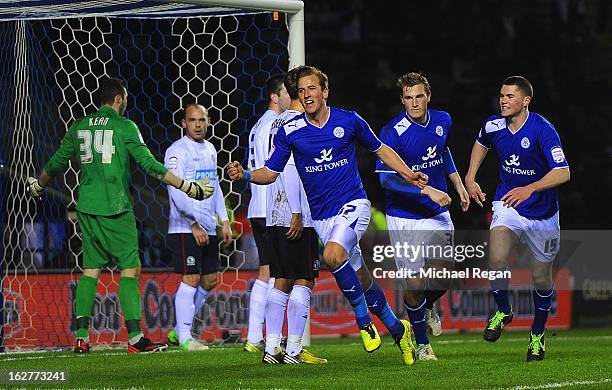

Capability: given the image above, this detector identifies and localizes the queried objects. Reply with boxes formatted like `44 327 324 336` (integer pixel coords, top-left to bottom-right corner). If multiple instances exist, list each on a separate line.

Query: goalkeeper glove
180 178 214 200
27 177 45 199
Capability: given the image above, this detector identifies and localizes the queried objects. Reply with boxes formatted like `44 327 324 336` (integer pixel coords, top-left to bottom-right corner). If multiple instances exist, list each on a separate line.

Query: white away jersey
247 109 278 218
476 112 569 219
265 107 382 220
266 109 312 227
165 136 228 235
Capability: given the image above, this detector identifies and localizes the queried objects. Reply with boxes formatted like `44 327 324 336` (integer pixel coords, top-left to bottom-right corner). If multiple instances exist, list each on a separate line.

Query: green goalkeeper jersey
44 106 168 216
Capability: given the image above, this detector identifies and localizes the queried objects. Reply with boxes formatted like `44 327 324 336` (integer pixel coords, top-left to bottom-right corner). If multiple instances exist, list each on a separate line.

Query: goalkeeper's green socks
119 276 143 340
75 275 98 338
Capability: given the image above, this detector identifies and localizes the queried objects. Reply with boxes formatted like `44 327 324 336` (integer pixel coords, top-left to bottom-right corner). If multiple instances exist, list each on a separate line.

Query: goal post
0 0 304 351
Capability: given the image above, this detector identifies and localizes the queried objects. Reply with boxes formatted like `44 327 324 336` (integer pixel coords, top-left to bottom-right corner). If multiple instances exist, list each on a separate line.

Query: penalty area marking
492 378 611 390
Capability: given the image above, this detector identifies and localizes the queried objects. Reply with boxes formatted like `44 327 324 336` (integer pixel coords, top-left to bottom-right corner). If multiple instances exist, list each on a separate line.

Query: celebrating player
244 74 291 353
227 65 428 365
164 104 232 351
26 77 213 353
465 76 570 361
262 66 326 364
376 72 469 361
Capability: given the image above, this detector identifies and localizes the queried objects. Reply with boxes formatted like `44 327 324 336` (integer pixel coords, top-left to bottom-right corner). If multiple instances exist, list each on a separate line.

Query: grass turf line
1 328 611 389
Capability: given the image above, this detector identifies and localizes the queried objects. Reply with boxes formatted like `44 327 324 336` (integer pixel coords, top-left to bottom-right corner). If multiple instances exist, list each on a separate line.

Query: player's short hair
182 103 208 118
295 65 328 91
502 76 534 98
264 74 285 101
284 66 307 100
397 72 431 95
97 77 126 106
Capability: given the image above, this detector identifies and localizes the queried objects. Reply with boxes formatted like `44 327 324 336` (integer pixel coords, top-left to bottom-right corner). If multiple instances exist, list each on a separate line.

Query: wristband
243 170 251 182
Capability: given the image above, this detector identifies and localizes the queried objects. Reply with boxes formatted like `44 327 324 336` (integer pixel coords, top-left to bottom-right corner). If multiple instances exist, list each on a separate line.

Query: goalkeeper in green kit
26 77 214 353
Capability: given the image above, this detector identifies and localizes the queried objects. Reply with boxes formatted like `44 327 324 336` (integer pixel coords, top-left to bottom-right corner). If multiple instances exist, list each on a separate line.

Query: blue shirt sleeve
539 123 569 170
475 122 491 149
442 146 457 175
353 111 383 152
264 127 291 173
379 172 421 195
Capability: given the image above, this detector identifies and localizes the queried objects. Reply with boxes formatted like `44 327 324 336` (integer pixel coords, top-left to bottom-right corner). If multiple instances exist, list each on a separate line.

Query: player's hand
466 180 486 207
286 213 303 240
195 178 215 199
422 186 451 207
191 223 209 246
221 221 233 248
27 176 44 199
406 171 428 189
455 183 471 212
501 186 534 208
180 179 213 200
226 161 244 181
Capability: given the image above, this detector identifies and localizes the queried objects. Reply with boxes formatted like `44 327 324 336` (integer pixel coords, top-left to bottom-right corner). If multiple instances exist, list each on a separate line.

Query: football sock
332 260 371 328
175 282 197 344
286 285 312 357
247 279 268 344
267 277 276 297
532 288 553 335
405 298 429 346
265 288 289 355
490 266 511 314
75 275 98 338
364 281 404 341
119 276 142 340
194 285 209 315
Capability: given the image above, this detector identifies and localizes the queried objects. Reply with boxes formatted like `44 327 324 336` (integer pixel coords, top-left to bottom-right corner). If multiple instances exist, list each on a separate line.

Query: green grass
1 329 611 389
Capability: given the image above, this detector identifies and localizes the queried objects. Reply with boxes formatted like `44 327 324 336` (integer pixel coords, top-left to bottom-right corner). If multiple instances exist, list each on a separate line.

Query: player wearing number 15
26 77 213 353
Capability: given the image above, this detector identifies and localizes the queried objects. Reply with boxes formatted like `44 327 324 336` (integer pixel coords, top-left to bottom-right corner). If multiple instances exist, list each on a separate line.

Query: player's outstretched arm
465 142 488 207
163 170 214 200
501 167 570 208
376 144 428 189
226 161 279 184
26 170 53 200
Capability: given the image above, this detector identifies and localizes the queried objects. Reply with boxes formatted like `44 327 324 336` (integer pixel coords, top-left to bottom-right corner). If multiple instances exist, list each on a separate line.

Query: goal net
0 1 289 351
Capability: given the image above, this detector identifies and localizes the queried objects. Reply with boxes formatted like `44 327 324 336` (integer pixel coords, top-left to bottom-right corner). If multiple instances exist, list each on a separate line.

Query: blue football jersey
476 112 569 219
376 109 456 219
265 107 382 220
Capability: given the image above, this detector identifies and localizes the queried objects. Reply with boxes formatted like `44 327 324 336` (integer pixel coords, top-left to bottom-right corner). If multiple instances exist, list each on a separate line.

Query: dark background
301 0 612 229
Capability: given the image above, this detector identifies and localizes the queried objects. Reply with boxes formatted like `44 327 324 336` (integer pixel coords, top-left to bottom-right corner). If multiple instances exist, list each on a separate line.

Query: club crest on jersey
186 256 196 266
333 127 345 138
521 137 530 149
504 154 520 166
436 126 444 136
314 148 333 163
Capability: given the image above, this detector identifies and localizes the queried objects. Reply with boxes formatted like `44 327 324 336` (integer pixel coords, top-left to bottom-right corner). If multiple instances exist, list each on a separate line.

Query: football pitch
1 328 611 389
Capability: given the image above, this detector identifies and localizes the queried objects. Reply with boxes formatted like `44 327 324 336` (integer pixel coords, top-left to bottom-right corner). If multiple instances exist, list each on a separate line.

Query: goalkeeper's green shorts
77 210 141 270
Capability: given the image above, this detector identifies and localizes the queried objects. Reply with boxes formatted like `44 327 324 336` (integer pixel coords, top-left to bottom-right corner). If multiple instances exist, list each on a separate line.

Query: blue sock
364 281 404 341
332 260 371 328
405 298 429 346
490 267 511 314
532 289 553 335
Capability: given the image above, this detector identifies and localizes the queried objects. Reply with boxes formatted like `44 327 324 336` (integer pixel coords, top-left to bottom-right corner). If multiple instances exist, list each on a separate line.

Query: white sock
267 277 276 297
194 286 209 316
246 279 268 344
264 288 289 355
175 282 196 344
286 285 311 357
